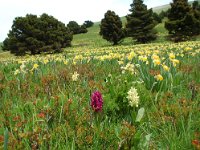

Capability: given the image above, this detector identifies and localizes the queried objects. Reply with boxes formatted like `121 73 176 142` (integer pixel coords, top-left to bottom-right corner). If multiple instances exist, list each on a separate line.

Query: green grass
72 22 110 48
0 42 200 149
0 4 200 149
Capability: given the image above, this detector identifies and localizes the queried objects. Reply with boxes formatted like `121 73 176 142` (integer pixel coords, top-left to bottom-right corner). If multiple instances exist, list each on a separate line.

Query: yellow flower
172 59 180 66
153 59 161 66
162 65 170 71
139 55 148 62
184 47 192 51
169 53 175 59
152 54 160 60
127 52 136 60
43 59 49 65
33 63 39 70
155 74 163 81
63 60 68 65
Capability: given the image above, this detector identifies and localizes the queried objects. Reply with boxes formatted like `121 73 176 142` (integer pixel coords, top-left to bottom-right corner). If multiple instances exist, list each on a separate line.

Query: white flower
127 87 139 107
14 69 20 75
121 63 137 75
72 72 79 81
20 63 26 74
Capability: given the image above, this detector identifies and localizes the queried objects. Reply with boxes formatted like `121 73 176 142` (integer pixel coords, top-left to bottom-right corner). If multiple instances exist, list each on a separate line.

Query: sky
0 0 172 42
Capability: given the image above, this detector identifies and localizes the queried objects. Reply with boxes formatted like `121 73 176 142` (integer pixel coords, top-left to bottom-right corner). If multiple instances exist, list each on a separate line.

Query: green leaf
136 107 145 122
4 128 9 150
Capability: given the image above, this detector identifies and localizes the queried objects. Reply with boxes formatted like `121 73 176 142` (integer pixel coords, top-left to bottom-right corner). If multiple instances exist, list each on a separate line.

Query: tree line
2 15 94 55
100 0 200 44
2 0 200 55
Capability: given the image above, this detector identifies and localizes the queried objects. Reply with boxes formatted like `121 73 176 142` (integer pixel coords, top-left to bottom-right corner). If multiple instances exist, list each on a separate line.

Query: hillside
72 20 168 48
153 4 170 13
153 0 200 13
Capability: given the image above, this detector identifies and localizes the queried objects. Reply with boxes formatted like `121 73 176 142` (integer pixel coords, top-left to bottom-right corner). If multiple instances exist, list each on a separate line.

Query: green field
0 40 200 149
0 4 200 149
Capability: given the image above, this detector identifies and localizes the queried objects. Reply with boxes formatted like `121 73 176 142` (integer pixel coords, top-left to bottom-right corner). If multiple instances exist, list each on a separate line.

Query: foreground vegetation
1 1 200 149
0 41 200 149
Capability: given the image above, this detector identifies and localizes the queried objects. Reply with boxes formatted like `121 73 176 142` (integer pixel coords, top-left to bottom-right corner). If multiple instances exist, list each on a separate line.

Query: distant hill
153 0 200 13
153 4 170 13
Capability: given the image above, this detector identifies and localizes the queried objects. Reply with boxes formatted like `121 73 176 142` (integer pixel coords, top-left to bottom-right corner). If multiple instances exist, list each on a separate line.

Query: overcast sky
0 0 172 42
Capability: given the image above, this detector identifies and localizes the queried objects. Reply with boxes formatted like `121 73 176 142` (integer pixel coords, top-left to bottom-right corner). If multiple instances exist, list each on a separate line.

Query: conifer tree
100 10 125 45
165 0 200 42
192 1 200 35
3 13 73 55
126 0 157 43
83 20 94 28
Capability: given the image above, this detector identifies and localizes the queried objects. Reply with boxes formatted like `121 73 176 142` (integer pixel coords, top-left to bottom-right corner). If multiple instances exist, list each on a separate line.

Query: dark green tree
159 10 167 20
126 0 157 43
67 21 81 34
192 1 200 11
192 1 200 35
83 20 94 28
79 25 88 33
165 0 200 42
67 21 88 34
159 9 171 21
100 10 125 45
3 13 72 55
153 12 162 24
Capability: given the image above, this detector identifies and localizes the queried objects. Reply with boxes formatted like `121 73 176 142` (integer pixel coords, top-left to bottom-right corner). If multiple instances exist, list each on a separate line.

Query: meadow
0 19 200 149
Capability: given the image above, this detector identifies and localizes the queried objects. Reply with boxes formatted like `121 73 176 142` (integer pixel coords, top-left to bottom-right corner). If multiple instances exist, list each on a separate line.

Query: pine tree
192 1 200 11
100 10 125 45
3 14 72 55
165 0 200 42
192 1 200 35
126 0 157 43
153 12 162 24
83 20 94 28
67 21 88 34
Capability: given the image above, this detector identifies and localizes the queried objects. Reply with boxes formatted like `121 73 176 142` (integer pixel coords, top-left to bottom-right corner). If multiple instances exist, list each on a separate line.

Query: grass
72 22 110 48
0 42 200 149
0 5 200 149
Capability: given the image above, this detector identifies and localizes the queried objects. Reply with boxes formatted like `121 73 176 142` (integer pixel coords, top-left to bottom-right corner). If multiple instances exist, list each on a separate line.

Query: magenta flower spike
90 91 103 112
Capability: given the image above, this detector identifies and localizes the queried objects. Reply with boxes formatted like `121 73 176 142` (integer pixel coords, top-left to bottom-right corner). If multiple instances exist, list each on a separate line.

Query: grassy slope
153 0 200 13
73 0 200 48
72 3 175 48
72 19 169 49
153 4 170 14
72 22 110 48
0 43 2 52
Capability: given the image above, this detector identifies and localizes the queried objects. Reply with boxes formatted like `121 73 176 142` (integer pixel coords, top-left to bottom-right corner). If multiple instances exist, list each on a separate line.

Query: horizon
0 0 190 42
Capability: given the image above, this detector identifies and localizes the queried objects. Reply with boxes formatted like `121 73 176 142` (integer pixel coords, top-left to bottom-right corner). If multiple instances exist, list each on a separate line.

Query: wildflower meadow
0 41 200 149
